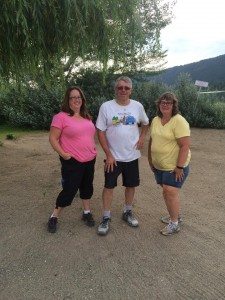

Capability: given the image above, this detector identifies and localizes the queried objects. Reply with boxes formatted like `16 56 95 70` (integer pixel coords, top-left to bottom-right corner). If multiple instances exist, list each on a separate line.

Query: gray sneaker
160 215 183 224
160 222 180 236
122 210 139 227
97 217 110 236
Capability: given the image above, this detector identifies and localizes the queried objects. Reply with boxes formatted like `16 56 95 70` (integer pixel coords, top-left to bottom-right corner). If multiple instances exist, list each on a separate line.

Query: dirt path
1 128 225 299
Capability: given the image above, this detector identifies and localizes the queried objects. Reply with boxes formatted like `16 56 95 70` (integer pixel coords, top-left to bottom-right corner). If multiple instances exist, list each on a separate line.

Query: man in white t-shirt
96 76 149 235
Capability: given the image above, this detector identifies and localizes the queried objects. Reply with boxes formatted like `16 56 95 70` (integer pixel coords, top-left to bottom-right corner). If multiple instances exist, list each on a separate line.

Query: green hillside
151 54 225 88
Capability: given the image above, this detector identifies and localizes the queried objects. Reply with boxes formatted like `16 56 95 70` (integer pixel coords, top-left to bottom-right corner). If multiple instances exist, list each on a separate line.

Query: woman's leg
51 207 63 218
48 158 83 233
82 199 91 211
56 158 83 208
79 159 96 226
162 184 180 222
79 158 95 209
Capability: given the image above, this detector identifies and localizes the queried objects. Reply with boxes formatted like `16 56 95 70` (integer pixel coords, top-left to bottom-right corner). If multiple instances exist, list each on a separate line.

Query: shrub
174 73 199 124
1 81 64 129
133 81 168 121
6 133 16 140
87 96 105 123
1 71 225 130
175 73 225 128
194 99 225 128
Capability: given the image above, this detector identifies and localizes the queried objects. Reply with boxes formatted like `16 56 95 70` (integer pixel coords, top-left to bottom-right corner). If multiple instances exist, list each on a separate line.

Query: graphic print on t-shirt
112 112 136 126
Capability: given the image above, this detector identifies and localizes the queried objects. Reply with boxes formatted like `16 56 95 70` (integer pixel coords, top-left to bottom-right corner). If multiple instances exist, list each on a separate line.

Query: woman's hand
149 163 156 173
62 153 72 160
174 167 184 182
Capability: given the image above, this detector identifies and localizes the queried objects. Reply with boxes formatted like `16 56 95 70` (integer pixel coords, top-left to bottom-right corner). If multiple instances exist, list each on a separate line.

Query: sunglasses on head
117 86 131 91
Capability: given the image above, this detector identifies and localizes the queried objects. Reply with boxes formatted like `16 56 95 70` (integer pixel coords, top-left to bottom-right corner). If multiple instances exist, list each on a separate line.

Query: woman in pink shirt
47 87 97 233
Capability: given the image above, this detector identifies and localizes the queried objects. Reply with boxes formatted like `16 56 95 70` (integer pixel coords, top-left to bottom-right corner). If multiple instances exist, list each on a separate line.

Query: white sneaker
97 218 110 236
160 222 180 236
160 216 183 224
122 210 139 227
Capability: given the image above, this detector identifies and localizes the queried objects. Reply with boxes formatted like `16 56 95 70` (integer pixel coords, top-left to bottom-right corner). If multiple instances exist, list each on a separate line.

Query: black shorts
104 159 140 189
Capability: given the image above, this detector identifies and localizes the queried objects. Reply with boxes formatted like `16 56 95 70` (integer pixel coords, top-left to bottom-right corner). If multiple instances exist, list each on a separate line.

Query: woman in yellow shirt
148 92 191 236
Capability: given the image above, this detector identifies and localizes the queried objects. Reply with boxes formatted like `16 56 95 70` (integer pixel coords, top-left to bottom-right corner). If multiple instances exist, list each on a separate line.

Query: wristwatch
176 166 184 169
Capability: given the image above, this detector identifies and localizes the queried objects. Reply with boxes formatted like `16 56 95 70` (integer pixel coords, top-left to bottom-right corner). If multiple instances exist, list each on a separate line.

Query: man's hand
135 136 145 150
104 155 117 173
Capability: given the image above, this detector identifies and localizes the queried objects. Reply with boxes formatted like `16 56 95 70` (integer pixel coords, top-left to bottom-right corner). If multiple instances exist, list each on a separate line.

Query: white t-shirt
96 99 149 162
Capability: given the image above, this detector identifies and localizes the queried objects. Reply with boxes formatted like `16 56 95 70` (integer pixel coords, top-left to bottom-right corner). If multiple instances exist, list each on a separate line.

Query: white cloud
161 0 225 67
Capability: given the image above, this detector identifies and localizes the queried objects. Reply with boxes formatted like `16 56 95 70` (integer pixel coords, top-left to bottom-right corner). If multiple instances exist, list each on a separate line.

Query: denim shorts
154 165 189 188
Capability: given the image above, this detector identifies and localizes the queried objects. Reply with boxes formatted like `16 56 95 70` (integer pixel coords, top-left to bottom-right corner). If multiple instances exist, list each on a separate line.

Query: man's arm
97 129 117 172
136 124 149 150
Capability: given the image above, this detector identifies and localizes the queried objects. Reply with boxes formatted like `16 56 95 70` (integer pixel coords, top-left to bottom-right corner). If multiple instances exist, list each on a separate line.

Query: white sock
124 205 132 212
171 221 178 226
51 213 57 218
103 211 111 219
84 210 91 214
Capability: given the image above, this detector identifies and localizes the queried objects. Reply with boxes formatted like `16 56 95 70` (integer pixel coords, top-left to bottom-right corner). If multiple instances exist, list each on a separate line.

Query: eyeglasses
69 96 82 100
160 100 173 106
117 86 131 91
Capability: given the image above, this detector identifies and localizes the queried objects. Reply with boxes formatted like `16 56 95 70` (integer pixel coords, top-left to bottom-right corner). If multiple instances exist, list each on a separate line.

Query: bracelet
176 166 184 169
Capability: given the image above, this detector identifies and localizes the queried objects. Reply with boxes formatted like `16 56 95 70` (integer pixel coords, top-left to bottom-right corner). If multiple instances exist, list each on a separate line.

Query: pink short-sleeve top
51 112 97 162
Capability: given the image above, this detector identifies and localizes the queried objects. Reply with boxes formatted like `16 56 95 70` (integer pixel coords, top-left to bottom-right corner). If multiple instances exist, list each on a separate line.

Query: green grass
0 124 45 140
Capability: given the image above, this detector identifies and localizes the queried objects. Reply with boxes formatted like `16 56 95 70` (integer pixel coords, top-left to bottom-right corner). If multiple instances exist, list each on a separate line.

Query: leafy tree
0 0 174 78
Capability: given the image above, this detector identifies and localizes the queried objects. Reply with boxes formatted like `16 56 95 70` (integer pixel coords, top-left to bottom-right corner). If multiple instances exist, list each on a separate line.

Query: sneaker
47 217 58 233
82 212 95 227
160 222 180 236
160 215 183 224
97 217 110 236
122 210 139 227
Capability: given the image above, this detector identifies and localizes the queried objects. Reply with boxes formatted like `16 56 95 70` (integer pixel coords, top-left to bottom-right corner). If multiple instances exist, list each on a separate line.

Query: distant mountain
150 54 225 88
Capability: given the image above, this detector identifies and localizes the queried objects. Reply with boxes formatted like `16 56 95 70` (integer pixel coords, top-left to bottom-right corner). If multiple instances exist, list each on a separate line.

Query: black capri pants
56 157 96 208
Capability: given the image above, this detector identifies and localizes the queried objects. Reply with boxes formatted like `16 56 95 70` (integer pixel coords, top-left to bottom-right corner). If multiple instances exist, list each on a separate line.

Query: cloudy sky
160 0 225 67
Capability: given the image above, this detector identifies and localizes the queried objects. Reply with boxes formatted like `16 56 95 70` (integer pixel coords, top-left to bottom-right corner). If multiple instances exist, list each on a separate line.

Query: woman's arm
49 127 71 160
176 136 190 167
174 136 190 181
148 137 155 172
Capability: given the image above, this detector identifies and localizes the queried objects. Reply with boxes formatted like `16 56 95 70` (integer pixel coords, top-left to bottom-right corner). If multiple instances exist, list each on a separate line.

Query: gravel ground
1 128 225 299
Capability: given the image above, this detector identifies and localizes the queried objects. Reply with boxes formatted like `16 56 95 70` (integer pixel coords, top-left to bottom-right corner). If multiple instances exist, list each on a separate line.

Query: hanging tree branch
0 0 175 78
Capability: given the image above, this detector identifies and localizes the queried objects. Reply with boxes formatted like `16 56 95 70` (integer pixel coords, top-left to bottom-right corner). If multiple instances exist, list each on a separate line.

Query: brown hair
156 92 180 118
61 86 91 119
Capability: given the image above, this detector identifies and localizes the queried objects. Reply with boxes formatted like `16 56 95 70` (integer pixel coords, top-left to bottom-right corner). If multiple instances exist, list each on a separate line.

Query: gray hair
114 76 132 89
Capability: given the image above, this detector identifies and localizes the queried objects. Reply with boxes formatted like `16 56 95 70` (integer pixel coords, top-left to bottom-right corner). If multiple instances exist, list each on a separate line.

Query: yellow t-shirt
150 114 191 171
